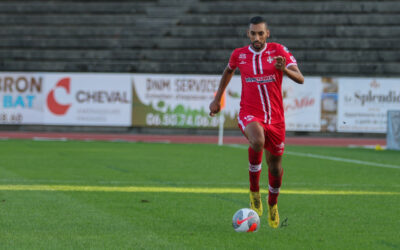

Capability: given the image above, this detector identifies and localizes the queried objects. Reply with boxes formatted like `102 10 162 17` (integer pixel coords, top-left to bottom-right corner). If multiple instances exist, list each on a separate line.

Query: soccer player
209 16 304 228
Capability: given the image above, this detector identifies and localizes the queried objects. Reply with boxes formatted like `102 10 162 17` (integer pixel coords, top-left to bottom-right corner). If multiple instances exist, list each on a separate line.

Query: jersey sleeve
279 44 298 68
228 49 238 70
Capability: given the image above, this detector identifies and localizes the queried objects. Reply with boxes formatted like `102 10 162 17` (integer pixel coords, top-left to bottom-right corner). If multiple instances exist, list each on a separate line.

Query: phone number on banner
0 113 23 123
146 113 219 127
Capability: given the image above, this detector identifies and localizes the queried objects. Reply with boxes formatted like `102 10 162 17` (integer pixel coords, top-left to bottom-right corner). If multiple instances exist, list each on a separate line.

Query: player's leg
266 150 283 206
263 122 285 228
244 121 265 216
265 151 282 228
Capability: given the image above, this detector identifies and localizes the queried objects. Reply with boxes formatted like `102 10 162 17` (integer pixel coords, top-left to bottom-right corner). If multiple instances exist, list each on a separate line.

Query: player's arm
274 56 304 84
284 64 304 84
209 66 235 116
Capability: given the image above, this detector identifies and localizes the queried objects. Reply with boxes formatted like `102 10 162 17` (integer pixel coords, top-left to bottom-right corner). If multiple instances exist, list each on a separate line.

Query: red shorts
237 114 285 156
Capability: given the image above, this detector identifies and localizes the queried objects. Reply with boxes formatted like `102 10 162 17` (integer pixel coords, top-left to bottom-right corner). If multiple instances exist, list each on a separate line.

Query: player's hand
209 99 221 117
274 56 286 71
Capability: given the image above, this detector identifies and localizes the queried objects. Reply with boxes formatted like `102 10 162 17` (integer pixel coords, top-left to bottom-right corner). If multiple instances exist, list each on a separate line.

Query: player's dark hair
249 16 268 27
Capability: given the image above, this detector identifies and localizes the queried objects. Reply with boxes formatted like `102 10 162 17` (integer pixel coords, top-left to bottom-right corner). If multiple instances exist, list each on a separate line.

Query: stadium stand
1 0 400 76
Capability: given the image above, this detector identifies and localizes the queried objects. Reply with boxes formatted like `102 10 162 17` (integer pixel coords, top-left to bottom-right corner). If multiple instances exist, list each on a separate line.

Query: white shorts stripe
237 117 246 131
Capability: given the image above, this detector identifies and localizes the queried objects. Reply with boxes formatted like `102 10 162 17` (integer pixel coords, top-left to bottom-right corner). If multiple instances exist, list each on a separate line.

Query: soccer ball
232 208 260 232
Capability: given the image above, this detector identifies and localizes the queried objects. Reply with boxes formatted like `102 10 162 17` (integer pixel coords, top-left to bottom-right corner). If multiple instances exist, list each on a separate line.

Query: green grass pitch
0 139 399 249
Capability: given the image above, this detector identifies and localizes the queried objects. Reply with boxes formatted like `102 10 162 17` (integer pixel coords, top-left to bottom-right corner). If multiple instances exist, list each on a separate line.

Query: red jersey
228 42 297 124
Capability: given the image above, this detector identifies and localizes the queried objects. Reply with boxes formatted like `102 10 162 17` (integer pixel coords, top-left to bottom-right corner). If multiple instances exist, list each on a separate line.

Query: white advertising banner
0 73 45 124
131 74 322 131
386 110 400 150
131 74 242 128
43 73 132 126
283 77 322 131
337 78 400 133
4 72 398 133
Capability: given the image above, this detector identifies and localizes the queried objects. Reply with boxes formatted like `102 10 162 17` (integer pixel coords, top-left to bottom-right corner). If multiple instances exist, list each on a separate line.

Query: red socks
268 170 283 206
248 146 284 205
248 147 263 192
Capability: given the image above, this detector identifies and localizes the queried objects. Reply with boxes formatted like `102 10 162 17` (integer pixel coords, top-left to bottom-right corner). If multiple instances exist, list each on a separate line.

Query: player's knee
249 137 264 152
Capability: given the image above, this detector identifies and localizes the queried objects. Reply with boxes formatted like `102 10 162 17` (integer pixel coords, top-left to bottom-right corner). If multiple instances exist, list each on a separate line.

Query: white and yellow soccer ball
232 208 260 232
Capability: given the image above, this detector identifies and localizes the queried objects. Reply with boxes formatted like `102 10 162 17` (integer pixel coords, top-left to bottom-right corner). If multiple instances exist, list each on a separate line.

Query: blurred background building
1 0 399 75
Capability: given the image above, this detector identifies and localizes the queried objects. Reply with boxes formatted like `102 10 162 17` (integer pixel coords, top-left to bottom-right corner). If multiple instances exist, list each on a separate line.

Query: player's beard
252 41 264 51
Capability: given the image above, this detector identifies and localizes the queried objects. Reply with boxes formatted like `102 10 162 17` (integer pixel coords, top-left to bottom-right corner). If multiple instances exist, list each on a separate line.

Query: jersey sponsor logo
239 53 247 59
245 75 276 84
240 61 247 64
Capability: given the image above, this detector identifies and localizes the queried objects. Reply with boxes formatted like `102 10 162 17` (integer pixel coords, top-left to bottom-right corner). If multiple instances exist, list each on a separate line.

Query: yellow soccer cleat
267 203 279 228
249 191 263 216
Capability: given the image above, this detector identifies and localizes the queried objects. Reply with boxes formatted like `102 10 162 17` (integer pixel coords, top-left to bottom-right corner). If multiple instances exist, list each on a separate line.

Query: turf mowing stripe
227 144 400 170
0 185 399 195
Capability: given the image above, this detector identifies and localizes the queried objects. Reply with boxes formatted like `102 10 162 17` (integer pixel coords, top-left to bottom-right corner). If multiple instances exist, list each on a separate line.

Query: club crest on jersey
244 115 254 121
267 56 274 64
239 53 246 59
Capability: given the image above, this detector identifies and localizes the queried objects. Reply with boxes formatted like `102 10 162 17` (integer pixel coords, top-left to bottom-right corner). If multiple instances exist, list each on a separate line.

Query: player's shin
249 147 263 216
268 169 283 205
248 147 263 191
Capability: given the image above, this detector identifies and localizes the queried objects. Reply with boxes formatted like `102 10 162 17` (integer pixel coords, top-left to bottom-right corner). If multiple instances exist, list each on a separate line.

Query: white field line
285 151 400 169
227 144 400 170
33 137 68 142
